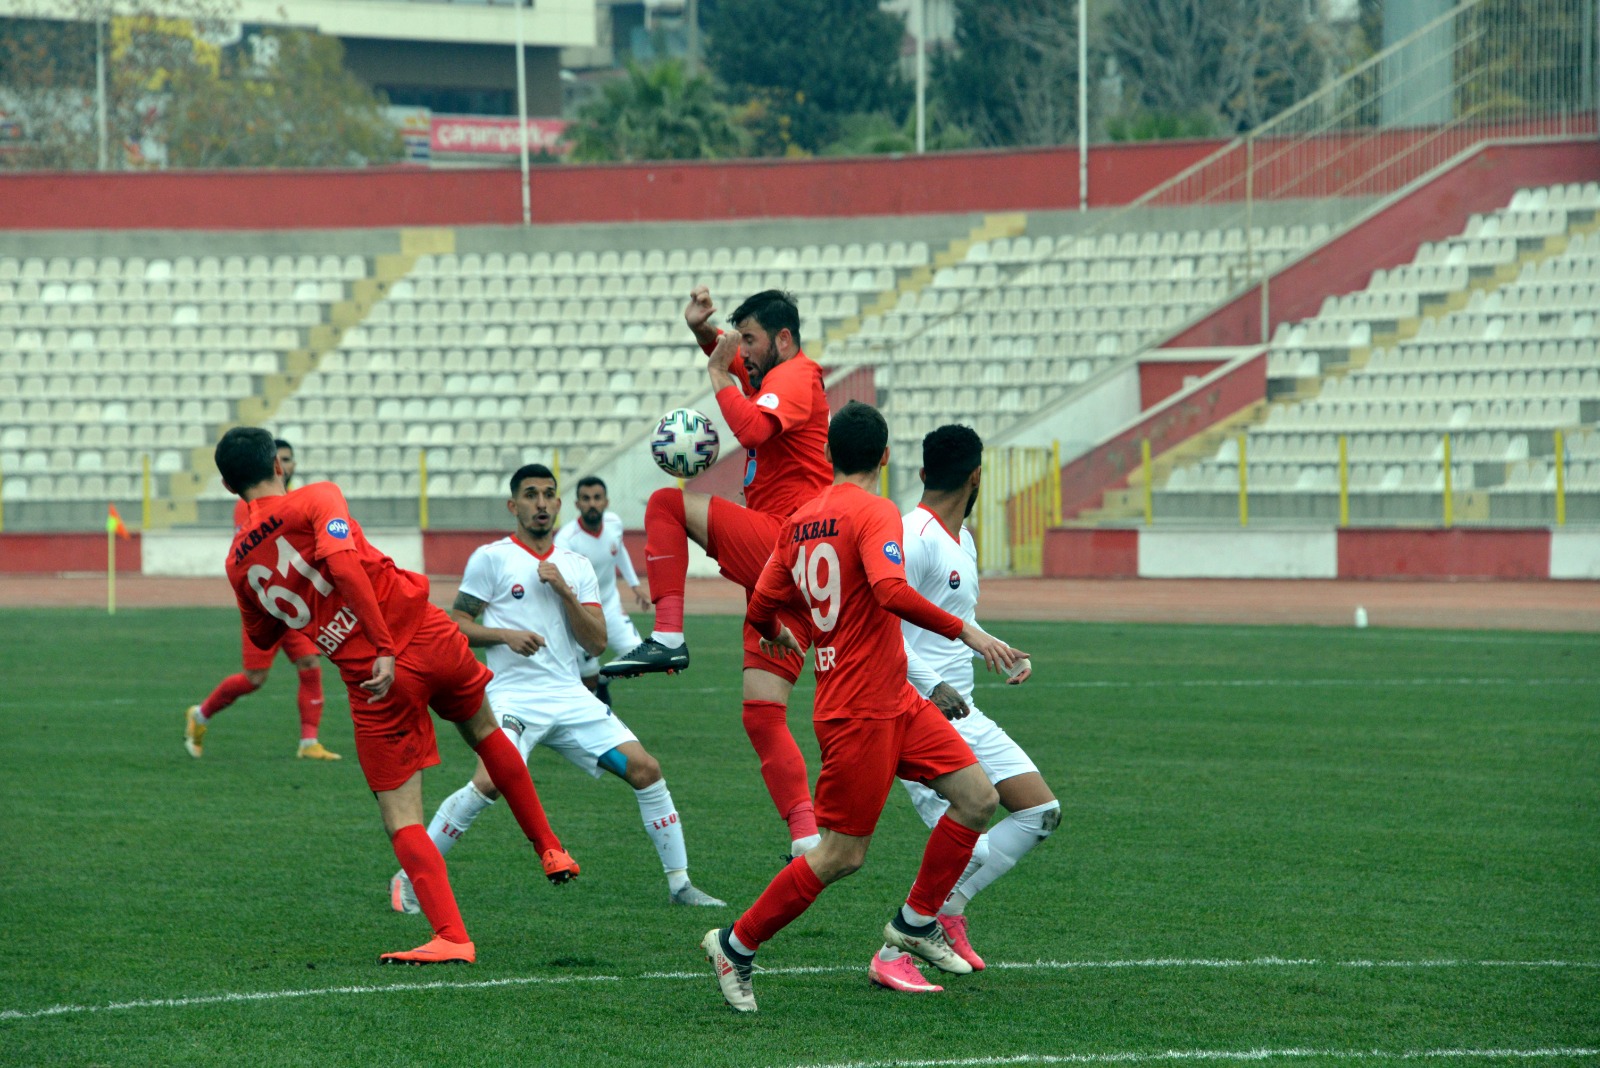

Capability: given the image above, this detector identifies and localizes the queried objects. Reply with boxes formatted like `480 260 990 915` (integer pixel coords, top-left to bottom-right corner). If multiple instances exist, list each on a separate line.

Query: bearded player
214 427 578 965
604 287 830 858
185 438 339 761
553 475 650 706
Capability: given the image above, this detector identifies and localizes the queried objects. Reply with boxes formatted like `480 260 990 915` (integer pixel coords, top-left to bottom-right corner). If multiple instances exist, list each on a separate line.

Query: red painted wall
1165 141 1600 349
421 530 495 577
0 532 140 573
1139 359 1228 411
1336 528 1552 579
1042 528 1139 578
1059 354 1268 519
0 142 1226 231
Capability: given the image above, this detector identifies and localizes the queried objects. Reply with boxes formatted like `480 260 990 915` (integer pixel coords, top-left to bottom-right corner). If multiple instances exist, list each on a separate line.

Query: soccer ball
650 408 720 479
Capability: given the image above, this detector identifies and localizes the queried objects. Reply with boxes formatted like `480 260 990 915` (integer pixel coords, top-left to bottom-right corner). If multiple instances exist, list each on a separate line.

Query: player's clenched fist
536 560 570 596
499 629 545 657
707 329 741 375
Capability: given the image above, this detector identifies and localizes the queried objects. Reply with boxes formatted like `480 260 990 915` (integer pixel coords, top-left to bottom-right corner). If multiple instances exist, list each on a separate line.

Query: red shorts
812 691 978 838
706 496 814 684
241 624 318 671
340 604 493 793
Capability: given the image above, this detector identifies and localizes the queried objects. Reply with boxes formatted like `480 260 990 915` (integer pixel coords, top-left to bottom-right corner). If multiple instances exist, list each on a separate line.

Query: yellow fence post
1141 439 1153 526
1237 433 1249 527
418 450 430 531
142 454 151 531
1554 429 1566 527
1338 435 1349 527
552 448 561 485
1442 432 1453 528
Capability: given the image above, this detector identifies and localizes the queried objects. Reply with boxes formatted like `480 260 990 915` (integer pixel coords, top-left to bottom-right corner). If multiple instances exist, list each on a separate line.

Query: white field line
791 1050 1600 1068
4 957 1596 1022
654 677 1600 697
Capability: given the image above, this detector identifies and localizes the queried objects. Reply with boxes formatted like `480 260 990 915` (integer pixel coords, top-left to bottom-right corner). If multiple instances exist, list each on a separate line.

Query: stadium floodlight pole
1077 0 1087 211
96 12 109 171
514 0 532 226
915 0 926 153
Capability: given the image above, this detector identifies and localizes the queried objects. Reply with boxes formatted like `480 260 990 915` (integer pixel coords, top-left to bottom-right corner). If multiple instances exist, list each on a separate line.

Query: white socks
943 800 1059 910
651 632 685 648
634 778 690 889
426 782 497 858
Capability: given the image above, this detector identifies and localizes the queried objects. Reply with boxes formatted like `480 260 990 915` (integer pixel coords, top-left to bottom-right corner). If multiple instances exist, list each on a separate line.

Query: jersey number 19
790 543 840 633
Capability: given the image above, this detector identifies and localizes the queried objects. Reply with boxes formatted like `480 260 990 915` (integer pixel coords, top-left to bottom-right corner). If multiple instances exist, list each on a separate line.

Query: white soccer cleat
671 884 727 907
389 871 420 915
882 917 972 975
701 928 756 1013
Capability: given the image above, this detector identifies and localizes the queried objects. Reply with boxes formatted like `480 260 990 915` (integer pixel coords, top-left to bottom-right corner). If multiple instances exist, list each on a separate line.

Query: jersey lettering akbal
901 505 982 700
458 537 602 704
225 482 429 669
750 483 952 718
553 512 637 608
712 339 831 518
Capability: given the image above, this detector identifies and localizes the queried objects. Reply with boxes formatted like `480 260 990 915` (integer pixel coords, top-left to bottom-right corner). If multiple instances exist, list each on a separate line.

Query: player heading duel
214 427 577 966
606 286 831 858
701 401 1028 1012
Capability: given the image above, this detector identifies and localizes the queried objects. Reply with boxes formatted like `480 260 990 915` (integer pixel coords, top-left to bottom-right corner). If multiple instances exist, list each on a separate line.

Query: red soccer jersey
224 482 430 672
748 483 962 719
704 334 831 518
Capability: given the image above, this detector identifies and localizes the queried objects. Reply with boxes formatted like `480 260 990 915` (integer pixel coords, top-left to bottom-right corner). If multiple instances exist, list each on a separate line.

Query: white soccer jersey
458 537 602 705
901 504 982 700
554 512 638 606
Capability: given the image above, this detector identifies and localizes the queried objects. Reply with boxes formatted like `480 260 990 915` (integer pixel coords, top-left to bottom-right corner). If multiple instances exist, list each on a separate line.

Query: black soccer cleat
599 639 690 678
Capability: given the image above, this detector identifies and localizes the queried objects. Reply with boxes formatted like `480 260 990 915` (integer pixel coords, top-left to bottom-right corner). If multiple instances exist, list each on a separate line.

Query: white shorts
899 702 1039 829
581 601 644 677
492 689 638 779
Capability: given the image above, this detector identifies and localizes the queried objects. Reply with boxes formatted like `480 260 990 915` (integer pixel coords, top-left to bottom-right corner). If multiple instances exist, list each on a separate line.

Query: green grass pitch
0 608 1596 1067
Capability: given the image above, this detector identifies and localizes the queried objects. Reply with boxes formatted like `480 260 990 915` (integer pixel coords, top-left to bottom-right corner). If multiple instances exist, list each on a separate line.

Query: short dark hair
921 424 983 491
273 438 293 453
575 475 606 494
509 463 557 496
215 427 278 496
828 400 888 476
729 289 802 351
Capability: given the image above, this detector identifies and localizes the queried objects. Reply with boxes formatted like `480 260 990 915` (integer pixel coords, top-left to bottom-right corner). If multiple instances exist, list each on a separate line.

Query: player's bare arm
959 621 1027 676
449 591 545 655
684 285 719 348
538 561 607 657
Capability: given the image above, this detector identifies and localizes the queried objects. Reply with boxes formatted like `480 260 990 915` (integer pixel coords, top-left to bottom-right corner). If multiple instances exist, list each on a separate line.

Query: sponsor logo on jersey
949 569 961 589
232 515 284 564
511 583 525 599
756 392 780 410
326 518 350 539
883 540 903 564
790 517 840 543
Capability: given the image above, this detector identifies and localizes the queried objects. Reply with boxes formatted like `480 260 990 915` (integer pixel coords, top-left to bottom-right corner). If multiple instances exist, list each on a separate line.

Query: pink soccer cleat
938 914 986 972
868 953 944 993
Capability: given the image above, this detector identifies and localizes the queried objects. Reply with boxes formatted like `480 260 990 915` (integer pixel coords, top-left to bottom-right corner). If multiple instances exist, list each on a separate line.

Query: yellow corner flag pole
106 503 131 615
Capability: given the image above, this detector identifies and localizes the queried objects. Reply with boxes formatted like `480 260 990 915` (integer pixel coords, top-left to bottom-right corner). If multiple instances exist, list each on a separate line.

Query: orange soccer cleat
541 847 581 884
378 936 475 966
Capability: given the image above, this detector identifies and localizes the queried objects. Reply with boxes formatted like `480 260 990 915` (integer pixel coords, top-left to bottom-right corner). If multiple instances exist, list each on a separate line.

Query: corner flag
107 503 131 539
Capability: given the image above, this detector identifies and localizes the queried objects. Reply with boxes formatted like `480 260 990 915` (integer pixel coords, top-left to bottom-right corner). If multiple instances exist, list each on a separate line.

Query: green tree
934 0 1086 148
570 59 746 162
163 29 401 168
705 0 908 155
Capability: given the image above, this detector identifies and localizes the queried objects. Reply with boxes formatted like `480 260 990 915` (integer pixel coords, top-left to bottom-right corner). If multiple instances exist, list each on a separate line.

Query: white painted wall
1139 528 1339 579
1550 530 1600 579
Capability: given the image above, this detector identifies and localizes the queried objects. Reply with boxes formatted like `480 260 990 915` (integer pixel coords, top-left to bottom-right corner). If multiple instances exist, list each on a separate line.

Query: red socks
644 487 688 633
906 814 982 918
296 667 324 741
741 701 813 830
200 673 260 717
391 824 469 944
732 853 826 950
474 730 560 855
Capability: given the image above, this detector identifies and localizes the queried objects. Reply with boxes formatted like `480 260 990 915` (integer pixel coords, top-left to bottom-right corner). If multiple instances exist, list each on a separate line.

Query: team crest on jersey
883 540 903 564
756 392 780 410
949 569 961 589
511 583 525 599
326 518 350 539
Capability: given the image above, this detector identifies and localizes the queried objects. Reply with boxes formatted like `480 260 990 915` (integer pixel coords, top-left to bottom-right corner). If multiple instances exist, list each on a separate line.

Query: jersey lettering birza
225 482 429 670
711 337 831 518
748 483 926 718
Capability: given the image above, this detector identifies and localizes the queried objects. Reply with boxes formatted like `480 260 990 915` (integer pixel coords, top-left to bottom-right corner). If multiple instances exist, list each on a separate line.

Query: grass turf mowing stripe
5 958 1594 1021
791 1050 1600 1067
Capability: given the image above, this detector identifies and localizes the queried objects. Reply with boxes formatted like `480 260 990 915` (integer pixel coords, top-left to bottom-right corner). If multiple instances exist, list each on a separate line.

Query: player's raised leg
603 488 709 677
